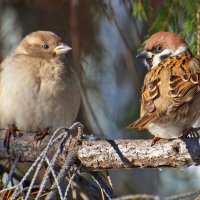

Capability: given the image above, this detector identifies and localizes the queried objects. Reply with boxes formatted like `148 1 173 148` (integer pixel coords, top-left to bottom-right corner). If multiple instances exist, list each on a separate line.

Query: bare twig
35 128 72 200
5 123 83 200
0 132 200 169
78 138 200 169
1 123 200 200
165 190 200 200
45 123 83 200
90 172 113 200
106 170 113 190
112 194 160 200
112 189 200 200
64 165 81 199
4 155 20 188
24 126 69 200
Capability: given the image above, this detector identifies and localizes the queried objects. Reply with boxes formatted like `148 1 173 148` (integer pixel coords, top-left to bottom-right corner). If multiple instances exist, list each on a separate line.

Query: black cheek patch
144 58 152 70
160 52 172 61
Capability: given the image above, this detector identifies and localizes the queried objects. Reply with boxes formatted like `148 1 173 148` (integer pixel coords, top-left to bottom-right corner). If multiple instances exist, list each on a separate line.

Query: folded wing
128 53 200 130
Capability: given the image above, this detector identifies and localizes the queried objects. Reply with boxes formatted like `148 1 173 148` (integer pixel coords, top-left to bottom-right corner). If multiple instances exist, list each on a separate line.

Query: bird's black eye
155 46 163 53
43 44 49 49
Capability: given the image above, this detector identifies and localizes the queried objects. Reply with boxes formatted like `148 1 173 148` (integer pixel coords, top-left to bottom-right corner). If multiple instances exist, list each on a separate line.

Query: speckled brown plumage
128 32 200 139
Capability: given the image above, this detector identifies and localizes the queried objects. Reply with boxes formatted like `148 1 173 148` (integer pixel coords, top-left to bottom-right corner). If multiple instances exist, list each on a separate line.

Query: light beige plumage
128 32 200 141
0 30 81 133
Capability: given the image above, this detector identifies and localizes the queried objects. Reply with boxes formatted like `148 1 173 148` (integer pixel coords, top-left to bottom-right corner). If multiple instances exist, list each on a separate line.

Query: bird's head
15 31 72 59
137 32 190 70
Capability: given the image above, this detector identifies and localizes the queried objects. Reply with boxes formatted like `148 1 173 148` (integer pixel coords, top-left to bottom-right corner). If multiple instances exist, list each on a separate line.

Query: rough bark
0 130 199 170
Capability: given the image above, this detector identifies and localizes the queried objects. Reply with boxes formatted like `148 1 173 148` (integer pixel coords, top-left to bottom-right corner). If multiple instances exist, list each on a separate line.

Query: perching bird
128 32 200 145
0 30 81 149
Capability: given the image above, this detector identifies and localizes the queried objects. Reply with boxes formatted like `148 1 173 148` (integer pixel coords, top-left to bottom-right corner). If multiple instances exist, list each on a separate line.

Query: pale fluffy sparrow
0 31 81 149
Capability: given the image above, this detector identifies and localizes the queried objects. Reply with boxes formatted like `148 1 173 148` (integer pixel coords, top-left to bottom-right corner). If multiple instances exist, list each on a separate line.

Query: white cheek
174 46 187 55
152 49 173 69
151 54 161 69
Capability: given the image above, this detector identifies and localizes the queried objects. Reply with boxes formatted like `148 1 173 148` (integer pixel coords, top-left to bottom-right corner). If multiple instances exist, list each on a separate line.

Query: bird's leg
34 128 51 144
4 124 19 153
182 127 199 138
151 135 160 147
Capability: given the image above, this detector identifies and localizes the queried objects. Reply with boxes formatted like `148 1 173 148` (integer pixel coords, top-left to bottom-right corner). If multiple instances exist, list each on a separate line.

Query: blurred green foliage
132 0 198 54
131 0 152 21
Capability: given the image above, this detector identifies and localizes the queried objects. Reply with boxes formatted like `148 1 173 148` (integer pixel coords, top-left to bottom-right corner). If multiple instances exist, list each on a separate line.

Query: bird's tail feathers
127 113 158 130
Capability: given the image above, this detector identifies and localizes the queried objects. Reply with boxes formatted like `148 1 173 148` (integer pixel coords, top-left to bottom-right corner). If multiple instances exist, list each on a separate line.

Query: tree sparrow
128 32 200 145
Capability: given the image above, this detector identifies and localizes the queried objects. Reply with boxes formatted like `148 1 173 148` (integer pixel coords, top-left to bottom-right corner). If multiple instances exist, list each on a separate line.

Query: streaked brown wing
128 53 200 130
167 55 200 114
128 65 162 129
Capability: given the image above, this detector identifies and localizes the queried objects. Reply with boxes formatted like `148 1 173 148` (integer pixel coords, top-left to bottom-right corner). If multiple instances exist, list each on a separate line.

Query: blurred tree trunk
70 0 82 79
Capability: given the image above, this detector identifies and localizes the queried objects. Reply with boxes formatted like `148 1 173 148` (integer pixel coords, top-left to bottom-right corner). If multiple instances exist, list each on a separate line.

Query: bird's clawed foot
34 128 51 144
4 124 19 153
151 136 161 147
182 127 199 139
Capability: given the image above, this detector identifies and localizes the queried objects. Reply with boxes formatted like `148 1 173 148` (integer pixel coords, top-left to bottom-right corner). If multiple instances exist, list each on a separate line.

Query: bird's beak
136 51 153 59
54 43 72 55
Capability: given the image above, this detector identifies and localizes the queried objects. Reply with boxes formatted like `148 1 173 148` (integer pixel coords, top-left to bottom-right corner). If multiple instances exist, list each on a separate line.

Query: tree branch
0 130 199 170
